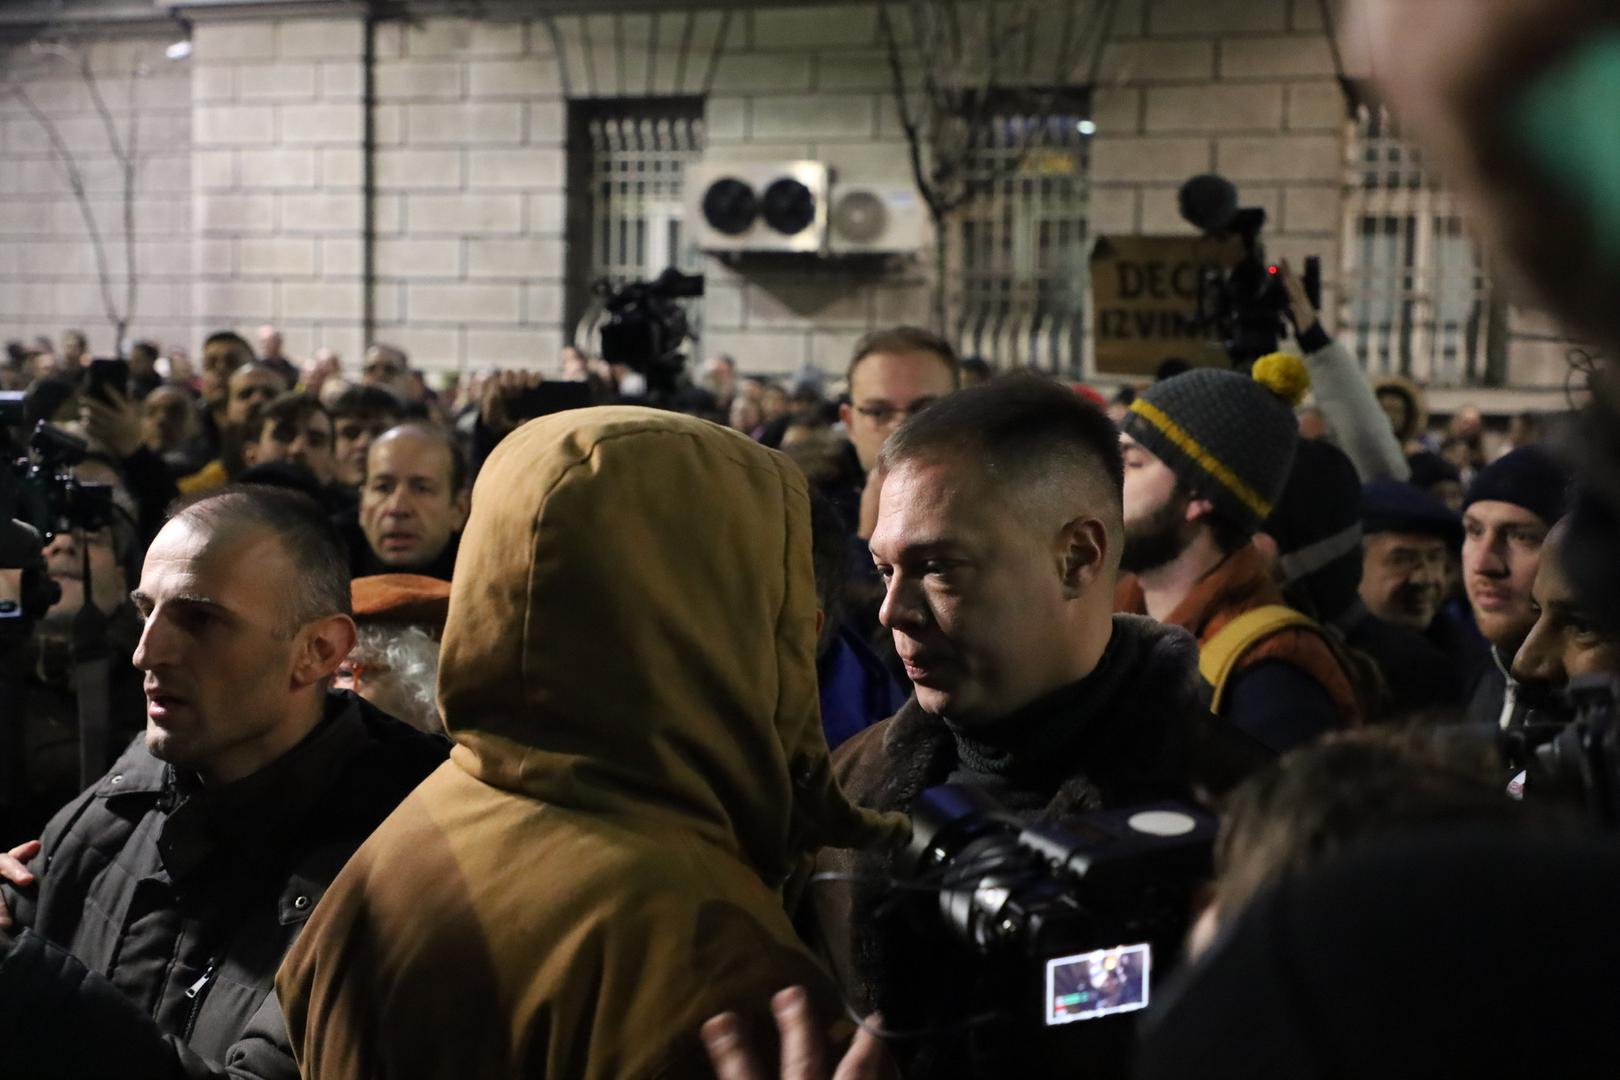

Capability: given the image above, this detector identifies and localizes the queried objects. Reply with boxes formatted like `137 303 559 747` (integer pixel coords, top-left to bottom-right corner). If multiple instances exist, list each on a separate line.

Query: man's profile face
839 351 957 472
333 411 399 488
1360 531 1448 631
869 456 1079 726
225 367 285 427
247 409 336 485
131 518 306 785
1462 500 1548 651
360 432 468 569
1513 525 1620 691
1119 434 1192 575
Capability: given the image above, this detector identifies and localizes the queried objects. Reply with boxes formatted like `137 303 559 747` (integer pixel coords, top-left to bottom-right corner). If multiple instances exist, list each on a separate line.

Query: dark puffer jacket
0 690 446 1079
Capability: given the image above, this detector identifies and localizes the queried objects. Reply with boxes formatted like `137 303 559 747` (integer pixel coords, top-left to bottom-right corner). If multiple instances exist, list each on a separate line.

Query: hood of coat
440 406 904 885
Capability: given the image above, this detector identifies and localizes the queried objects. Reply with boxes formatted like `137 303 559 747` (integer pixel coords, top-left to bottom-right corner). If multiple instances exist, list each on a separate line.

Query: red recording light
1267 265 1278 275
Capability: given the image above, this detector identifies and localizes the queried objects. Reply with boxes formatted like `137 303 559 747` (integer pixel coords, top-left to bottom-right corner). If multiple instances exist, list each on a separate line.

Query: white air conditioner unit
687 160 829 254
826 182 929 254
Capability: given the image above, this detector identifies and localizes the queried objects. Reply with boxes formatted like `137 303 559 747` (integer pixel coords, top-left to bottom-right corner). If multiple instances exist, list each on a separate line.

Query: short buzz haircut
846 326 961 391
167 485 352 630
878 374 1125 511
375 420 469 494
253 391 331 442
204 330 255 367
230 360 292 393
329 383 405 423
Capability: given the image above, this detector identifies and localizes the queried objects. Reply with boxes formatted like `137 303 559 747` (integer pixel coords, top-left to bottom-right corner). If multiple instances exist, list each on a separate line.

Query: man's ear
1058 516 1110 597
1184 495 1217 526
451 488 471 531
292 614 357 690
838 401 853 429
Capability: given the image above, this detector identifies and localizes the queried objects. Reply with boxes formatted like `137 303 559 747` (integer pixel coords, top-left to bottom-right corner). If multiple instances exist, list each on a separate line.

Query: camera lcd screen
1045 943 1151 1026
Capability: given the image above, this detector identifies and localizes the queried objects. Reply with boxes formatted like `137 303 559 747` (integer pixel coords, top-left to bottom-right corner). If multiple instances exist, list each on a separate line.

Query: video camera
1178 173 1320 367
1502 674 1620 828
1 391 116 631
596 268 704 396
882 785 1215 1076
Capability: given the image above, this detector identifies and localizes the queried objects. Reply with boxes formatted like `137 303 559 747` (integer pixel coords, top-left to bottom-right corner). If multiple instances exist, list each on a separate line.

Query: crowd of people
0 288 1610 1078
4 1 1620 1072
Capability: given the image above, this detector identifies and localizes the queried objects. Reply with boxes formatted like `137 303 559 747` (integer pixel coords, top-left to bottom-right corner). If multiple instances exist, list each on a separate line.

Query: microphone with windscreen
1177 174 1240 234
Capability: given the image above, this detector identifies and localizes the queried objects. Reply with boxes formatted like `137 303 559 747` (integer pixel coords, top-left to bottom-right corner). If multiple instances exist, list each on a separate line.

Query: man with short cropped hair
839 326 960 477
346 422 468 580
1512 519 1620 695
0 485 445 1079
177 362 291 494
194 331 255 466
815 377 1247 1076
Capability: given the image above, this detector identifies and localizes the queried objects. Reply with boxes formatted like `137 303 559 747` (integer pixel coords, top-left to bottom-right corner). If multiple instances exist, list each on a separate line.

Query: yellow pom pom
1251 351 1311 408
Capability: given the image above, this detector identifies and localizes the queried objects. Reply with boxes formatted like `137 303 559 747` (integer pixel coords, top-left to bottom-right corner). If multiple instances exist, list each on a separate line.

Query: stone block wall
360 7 925 376
0 0 1582 398
190 15 369 366
1091 0 1345 321
365 15 566 373
0 35 193 356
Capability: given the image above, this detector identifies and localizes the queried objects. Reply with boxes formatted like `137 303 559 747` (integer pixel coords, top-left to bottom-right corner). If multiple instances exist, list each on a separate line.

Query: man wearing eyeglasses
836 327 961 541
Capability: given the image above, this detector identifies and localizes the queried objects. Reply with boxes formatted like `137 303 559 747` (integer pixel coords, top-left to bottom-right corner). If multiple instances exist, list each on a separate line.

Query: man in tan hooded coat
275 406 904 1079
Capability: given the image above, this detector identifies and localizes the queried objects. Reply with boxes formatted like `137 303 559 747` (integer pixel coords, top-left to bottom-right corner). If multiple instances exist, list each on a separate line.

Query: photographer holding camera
2 458 146 844
810 378 1250 1079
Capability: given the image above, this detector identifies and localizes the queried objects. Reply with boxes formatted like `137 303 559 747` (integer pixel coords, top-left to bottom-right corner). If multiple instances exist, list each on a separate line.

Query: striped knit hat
1121 353 1308 535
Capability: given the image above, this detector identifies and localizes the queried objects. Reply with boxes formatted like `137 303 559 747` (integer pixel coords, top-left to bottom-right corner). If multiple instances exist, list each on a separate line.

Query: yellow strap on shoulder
1199 605 1319 714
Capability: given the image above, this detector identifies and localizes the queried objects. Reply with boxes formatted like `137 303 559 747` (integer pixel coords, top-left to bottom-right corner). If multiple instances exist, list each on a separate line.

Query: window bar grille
1340 102 1493 387
574 107 704 352
953 108 1089 377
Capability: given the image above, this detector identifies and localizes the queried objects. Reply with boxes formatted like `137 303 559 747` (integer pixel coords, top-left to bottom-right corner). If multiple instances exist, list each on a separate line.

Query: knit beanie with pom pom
1121 353 1308 535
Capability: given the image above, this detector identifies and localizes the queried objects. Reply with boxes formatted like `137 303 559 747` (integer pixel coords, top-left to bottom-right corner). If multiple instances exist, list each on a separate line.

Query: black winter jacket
0 691 446 1079
807 615 1268 1080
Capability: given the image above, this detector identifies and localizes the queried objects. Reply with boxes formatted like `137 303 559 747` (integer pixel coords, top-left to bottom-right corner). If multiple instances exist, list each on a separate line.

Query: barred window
566 99 705 351
1340 102 1501 386
953 99 1091 377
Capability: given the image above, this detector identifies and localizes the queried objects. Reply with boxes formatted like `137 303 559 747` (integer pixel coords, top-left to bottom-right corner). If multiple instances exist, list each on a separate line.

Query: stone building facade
0 0 1581 408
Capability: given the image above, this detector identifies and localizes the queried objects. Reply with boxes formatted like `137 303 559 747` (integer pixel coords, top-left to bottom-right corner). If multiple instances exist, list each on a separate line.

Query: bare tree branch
8 80 123 341
83 50 139 348
879 0 1115 334
7 41 146 352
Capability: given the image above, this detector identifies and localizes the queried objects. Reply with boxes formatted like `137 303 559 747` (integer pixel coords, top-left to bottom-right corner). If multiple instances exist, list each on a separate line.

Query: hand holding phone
86 358 130 406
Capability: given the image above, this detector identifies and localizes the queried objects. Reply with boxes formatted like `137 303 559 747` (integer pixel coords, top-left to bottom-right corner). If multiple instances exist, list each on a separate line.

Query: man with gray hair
0 485 444 1078
336 574 453 736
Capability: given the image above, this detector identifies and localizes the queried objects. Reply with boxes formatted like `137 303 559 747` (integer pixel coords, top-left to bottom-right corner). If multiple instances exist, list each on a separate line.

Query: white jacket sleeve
1304 337 1411 482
